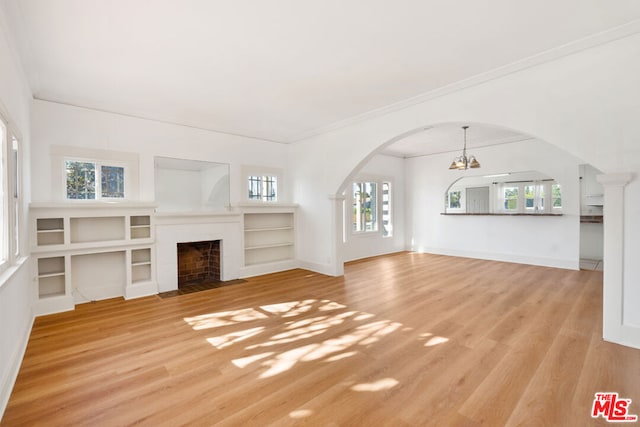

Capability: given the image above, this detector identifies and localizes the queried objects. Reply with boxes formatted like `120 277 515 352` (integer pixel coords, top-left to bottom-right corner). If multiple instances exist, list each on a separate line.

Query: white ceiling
381 123 531 158
6 1 640 146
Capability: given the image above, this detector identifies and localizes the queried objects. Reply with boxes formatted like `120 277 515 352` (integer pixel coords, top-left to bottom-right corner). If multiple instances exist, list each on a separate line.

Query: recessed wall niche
154 156 230 212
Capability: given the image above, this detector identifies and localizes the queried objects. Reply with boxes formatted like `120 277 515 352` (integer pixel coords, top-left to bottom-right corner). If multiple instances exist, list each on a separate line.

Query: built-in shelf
245 242 294 250
31 204 157 315
580 215 603 224
70 216 125 243
37 256 66 298
243 210 295 269
38 272 66 279
130 216 151 239
36 218 65 245
131 248 152 284
245 226 294 232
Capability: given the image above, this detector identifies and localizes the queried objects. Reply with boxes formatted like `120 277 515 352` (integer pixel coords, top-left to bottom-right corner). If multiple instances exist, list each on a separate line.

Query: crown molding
290 19 640 143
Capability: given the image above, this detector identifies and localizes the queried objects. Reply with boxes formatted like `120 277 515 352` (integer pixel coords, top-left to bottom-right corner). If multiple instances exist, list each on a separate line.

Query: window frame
247 174 278 202
446 189 465 212
242 166 283 204
64 157 128 201
497 180 561 213
353 181 379 234
0 113 24 276
0 119 7 271
350 175 393 238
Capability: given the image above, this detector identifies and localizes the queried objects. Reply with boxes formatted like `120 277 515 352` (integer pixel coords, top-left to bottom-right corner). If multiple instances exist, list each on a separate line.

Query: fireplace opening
177 240 221 288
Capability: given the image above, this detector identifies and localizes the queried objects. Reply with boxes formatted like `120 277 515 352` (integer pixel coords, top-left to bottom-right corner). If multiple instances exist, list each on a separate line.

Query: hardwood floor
3 252 640 426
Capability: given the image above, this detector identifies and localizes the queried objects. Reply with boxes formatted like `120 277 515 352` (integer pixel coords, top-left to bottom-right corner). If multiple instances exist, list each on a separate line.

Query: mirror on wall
444 171 562 215
154 156 230 212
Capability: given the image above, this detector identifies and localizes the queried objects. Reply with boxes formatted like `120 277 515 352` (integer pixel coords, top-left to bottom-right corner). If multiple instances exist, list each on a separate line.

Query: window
66 160 125 200
248 175 278 201
101 165 125 198
552 184 562 209
498 180 562 213
448 190 462 209
382 182 392 237
503 186 519 210
0 119 6 266
353 182 378 232
0 118 22 270
12 135 19 256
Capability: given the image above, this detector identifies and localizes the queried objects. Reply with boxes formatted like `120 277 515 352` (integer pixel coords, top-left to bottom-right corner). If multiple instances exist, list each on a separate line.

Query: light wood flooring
3 252 640 426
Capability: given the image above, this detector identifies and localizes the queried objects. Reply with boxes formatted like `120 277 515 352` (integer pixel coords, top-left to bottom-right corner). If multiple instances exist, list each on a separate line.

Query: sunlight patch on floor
326 351 357 362
289 409 314 419
185 298 450 380
351 378 399 392
206 326 265 350
424 336 449 347
184 308 268 330
260 300 315 317
232 352 275 368
260 344 320 378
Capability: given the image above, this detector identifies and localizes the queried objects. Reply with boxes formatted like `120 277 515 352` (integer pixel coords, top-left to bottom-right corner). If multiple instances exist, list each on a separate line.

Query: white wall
31 100 290 206
0 3 33 418
289 32 640 341
343 154 405 262
155 168 203 211
405 139 581 269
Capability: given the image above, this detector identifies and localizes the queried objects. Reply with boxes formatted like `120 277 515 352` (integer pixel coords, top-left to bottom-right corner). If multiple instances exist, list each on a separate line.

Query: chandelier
449 125 480 170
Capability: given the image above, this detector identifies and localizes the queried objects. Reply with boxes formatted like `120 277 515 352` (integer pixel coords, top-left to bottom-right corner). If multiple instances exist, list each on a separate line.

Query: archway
327 121 635 348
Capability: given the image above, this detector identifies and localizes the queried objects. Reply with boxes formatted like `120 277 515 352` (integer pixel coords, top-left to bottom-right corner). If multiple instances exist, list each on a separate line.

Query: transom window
66 160 125 200
248 175 278 201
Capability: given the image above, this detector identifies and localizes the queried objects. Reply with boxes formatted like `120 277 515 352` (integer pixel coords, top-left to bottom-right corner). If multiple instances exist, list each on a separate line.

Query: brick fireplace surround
177 240 221 287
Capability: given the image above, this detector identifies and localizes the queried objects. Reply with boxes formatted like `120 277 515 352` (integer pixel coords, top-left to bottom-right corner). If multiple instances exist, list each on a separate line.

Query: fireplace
177 240 221 288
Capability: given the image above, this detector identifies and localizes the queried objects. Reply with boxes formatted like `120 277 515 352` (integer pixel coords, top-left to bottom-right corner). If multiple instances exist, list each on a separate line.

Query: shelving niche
37 256 66 298
242 207 296 276
36 218 65 246
30 204 157 315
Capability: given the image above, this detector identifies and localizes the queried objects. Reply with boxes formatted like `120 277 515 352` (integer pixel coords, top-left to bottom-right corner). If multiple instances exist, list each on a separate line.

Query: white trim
417 247 578 270
597 172 640 349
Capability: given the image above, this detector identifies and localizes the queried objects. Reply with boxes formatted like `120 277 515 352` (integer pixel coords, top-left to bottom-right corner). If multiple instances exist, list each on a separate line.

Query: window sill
0 256 28 290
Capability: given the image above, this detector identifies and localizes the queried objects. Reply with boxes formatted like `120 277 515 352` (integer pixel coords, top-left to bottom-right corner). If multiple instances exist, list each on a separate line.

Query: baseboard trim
416 247 578 270
0 312 34 420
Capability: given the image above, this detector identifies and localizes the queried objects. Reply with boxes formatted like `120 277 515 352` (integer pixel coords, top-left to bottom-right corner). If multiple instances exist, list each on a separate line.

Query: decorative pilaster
596 173 637 347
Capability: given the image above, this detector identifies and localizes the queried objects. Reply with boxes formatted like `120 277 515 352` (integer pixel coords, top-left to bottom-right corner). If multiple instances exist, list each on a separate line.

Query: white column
597 173 639 348
328 194 346 276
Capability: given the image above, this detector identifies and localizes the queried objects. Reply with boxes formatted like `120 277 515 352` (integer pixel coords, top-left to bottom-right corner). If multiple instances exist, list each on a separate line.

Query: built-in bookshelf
241 205 297 276
130 216 151 239
37 256 66 298
36 218 65 246
131 248 152 283
30 203 157 315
